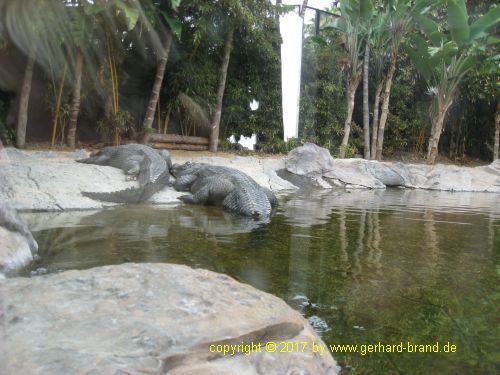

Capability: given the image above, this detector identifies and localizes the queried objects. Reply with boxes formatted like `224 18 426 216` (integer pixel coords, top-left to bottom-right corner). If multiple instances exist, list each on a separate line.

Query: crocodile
77 144 172 204
171 162 278 217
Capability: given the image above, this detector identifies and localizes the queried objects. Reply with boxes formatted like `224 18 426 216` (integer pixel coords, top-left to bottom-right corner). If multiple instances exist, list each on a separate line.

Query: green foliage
337 144 358 158
257 137 303 154
0 93 15 145
299 30 346 152
160 0 282 144
383 56 431 155
97 110 135 141
1 0 497 160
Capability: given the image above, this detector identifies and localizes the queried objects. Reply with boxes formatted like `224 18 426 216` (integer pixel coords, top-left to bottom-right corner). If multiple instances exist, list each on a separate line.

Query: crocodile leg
262 186 279 208
122 155 145 180
174 174 197 191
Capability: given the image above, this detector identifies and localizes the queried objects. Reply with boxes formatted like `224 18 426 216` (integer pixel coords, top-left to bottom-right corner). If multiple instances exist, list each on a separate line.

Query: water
21 189 500 374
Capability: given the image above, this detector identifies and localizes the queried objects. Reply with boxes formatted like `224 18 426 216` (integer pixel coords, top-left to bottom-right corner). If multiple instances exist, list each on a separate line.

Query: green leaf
117 3 139 31
413 14 442 45
486 36 500 45
161 12 182 39
359 0 374 22
428 40 458 61
447 0 470 46
470 5 500 41
404 36 433 83
171 0 182 11
310 36 328 47
457 55 479 75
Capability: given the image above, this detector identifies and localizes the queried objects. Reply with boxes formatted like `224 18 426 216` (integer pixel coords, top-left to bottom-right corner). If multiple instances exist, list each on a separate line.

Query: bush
97 110 135 142
0 94 15 145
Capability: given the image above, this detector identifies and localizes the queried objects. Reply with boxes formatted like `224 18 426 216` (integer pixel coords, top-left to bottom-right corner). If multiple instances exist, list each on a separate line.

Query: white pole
280 9 304 141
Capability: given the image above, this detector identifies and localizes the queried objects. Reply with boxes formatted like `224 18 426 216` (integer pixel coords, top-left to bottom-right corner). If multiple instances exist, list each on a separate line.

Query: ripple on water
20 189 500 374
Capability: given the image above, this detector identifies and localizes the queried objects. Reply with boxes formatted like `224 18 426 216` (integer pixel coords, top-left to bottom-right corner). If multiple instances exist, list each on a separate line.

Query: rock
285 143 335 179
0 263 338 374
284 144 500 192
0 227 33 277
0 203 38 277
323 159 386 189
73 149 88 159
365 162 406 187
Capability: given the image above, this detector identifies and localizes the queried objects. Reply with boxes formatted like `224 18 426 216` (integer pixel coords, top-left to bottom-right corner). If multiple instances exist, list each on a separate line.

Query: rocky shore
1 143 499 373
1 144 498 213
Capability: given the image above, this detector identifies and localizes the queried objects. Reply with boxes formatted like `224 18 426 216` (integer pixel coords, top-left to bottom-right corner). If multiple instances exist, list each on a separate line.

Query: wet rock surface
0 203 38 277
0 227 33 278
0 263 338 374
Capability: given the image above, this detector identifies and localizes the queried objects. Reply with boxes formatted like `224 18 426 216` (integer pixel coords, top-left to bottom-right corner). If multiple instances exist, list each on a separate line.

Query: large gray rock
284 144 500 192
285 143 335 181
365 162 407 187
322 159 386 189
0 263 338 374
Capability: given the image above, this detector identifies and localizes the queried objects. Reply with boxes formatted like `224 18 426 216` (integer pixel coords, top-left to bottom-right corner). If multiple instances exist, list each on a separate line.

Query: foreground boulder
0 263 338 374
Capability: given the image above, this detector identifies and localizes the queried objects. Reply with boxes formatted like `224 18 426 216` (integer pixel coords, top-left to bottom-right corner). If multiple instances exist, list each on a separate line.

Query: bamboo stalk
163 106 171 134
51 61 68 146
112 52 119 113
157 98 161 133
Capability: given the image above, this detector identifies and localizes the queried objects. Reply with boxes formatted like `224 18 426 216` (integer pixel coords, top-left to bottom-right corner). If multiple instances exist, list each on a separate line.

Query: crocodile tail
81 182 161 204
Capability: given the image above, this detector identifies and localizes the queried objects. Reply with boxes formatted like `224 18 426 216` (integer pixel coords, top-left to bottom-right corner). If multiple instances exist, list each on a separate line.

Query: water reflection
22 189 499 374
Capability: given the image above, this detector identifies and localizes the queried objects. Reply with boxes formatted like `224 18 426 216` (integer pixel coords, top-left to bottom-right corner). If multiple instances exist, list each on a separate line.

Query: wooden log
151 143 208 151
148 133 210 145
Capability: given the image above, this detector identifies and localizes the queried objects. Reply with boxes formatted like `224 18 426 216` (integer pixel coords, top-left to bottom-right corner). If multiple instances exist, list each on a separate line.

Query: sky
270 0 334 9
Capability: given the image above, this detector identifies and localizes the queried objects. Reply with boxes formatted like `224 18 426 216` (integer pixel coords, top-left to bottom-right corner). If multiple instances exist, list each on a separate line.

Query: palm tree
209 24 234 152
369 10 390 159
495 103 499 161
16 54 34 148
67 48 83 148
373 0 412 161
407 0 500 164
141 0 182 143
332 0 374 158
362 37 370 159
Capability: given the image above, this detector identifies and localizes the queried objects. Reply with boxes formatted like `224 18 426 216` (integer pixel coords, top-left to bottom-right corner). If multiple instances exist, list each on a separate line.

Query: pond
21 189 499 374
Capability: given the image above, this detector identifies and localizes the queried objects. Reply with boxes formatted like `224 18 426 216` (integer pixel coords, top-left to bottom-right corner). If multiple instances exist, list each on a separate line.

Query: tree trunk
67 49 83 148
362 43 370 160
493 103 499 161
16 54 35 148
141 31 173 143
427 98 453 164
375 56 397 161
299 0 308 17
209 26 234 153
371 81 383 160
339 74 361 158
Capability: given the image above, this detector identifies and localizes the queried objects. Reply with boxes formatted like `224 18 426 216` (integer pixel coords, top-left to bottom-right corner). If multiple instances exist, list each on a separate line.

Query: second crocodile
171 162 278 217
77 144 171 204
